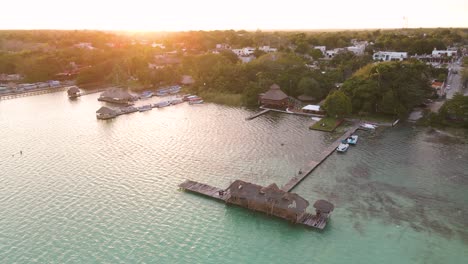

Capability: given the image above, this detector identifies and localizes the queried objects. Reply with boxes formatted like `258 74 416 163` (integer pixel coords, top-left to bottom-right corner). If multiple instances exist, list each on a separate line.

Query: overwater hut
224 180 309 222
259 84 289 109
98 88 134 105
96 106 118 119
67 86 80 98
313 200 334 217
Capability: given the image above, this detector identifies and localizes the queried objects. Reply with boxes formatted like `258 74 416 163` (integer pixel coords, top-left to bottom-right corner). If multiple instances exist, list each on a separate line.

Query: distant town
1 29 467 128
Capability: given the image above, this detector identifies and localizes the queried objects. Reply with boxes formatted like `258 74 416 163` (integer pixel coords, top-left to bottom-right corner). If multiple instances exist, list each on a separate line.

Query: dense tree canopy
342 61 433 117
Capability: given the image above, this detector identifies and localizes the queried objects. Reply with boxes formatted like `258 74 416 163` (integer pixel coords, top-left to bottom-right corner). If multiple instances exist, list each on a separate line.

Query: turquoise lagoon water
0 92 467 263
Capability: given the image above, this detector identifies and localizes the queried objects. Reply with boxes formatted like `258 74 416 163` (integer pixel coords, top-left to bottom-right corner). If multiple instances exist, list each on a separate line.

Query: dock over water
281 123 361 192
245 109 271 120
179 180 225 201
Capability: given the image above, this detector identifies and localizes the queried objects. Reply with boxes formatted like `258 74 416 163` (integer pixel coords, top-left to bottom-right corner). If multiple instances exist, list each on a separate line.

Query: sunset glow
2 0 467 30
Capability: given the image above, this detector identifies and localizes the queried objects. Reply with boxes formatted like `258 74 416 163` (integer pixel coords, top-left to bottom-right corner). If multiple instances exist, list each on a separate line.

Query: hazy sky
2 0 467 31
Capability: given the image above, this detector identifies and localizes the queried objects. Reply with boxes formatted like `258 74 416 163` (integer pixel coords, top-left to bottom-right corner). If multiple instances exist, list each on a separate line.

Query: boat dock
245 109 271 120
178 180 225 201
0 86 68 100
281 123 361 192
178 179 333 230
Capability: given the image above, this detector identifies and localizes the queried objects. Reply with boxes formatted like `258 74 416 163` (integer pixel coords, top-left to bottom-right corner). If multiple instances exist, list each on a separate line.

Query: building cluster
215 44 278 63
0 80 61 95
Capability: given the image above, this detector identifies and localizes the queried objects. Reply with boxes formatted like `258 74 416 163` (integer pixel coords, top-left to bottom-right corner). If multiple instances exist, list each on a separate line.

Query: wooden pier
245 109 271 120
0 86 68 100
281 123 361 192
179 179 333 230
178 180 225 201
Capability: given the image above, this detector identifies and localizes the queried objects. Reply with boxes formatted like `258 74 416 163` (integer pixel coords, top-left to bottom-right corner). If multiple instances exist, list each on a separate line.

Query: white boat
189 99 204 105
347 135 358 145
360 123 377 130
337 141 349 153
154 101 171 108
138 105 152 112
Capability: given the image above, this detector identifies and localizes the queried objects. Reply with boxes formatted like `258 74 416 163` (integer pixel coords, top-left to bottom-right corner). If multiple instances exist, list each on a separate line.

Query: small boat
337 141 349 153
156 91 169 96
182 94 193 101
139 91 153 99
169 99 184 105
347 135 358 145
189 99 204 105
185 95 201 101
154 101 171 108
138 105 152 112
360 123 377 130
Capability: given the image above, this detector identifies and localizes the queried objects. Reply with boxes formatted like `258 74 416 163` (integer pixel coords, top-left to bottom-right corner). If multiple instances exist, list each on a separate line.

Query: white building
231 47 256 56
373 51 408 61
325 48 346 58
216 43 231 50
432 48 457 57
151 43 166 49
314 46 326 55
74 42 95 50
259 46 277 53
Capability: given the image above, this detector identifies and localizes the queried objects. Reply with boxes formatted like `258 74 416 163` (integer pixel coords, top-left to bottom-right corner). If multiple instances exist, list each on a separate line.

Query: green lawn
349 113 396 124
310 117 344 132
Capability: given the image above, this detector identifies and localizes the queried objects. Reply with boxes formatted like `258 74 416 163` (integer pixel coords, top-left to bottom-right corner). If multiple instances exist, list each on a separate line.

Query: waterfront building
373 51 408 61
96 106 118 119
224 180 309 222
259 84 289 109
67 86 80 98
98 88 134 105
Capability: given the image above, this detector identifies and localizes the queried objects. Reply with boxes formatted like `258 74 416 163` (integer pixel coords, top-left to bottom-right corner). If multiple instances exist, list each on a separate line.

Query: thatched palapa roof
226 180 309 214
67 86 80 95
96 106 116 115
261 84 288 101
100 88 133 100
313 199 334 213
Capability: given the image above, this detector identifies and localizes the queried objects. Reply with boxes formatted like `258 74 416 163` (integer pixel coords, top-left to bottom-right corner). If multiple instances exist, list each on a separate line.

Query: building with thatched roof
98 88 134 105
67 86 80 98
259 84 289 109
96 106 118 119
224 180 309 222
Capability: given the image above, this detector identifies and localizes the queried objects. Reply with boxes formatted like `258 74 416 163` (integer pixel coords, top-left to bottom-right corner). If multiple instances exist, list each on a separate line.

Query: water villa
259 84 290 109
179 179 334 230
96 106 118 119
67 86 80 98
98 88 134 105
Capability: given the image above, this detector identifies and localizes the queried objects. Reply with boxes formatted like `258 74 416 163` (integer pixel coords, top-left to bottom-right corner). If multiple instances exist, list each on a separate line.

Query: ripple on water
0 94 467 263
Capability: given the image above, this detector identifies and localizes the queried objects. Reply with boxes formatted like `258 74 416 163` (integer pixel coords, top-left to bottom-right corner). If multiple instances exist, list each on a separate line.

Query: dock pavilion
98 88 134 105
259 84 289 109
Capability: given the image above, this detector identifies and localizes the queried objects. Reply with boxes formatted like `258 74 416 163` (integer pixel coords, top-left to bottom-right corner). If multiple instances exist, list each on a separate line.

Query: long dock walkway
0 86 68 100
178 180 225 200
245 109 271 120
281 123 361 192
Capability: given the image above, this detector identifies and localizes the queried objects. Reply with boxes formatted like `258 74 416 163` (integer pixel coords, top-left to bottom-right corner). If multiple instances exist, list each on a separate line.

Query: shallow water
0 92 467 263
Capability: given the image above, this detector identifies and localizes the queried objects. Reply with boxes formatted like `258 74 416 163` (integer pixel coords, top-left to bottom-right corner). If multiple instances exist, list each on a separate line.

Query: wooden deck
298 213 329 229
0 86 68 100
245 109 271 120
281 123 361 192
178 180 225 201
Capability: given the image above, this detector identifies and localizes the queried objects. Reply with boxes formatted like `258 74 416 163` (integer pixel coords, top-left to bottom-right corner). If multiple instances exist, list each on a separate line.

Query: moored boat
138 105 152 112
360 123 377 130
139 91 153 99
153 101 171 108
347 135 358 145
189 99 204 105
169 99 184 105
336 141 349 153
